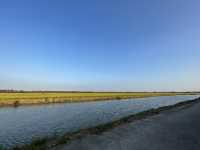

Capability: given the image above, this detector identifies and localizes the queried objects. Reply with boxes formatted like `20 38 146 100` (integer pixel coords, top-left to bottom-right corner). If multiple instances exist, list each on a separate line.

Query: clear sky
0 0 200 91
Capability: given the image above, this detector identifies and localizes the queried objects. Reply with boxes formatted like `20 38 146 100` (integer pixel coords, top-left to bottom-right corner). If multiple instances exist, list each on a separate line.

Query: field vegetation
0 91 199 106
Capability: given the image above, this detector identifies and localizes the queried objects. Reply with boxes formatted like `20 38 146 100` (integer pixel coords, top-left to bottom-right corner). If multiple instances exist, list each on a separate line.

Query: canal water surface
0 95 199 148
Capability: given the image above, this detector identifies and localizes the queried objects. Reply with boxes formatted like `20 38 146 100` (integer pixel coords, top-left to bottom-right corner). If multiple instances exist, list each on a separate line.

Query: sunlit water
0 95 199 148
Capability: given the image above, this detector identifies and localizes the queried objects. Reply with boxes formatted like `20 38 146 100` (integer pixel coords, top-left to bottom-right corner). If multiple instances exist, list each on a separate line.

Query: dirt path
53 101 200 150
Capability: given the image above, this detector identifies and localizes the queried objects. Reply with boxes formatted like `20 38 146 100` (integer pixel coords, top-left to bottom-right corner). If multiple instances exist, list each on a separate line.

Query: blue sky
0 0 200 91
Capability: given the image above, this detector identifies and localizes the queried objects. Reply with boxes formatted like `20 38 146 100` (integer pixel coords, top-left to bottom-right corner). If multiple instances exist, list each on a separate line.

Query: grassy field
0 92 199 106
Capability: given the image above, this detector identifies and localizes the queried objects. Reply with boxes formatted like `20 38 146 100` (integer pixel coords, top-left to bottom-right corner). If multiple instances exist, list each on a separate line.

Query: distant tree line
0 89 199 93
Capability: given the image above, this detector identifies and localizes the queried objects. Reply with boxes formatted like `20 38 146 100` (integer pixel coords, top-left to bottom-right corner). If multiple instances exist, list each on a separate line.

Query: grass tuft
0 145 6 150
12 138 47 150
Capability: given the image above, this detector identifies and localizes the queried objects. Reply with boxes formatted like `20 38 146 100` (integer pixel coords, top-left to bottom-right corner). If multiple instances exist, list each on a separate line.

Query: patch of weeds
13 101 20 107
0 145 7 150
44 98 49 103
12 138 47 150
115 96 122 100
56 136 69 145
31 138 47 146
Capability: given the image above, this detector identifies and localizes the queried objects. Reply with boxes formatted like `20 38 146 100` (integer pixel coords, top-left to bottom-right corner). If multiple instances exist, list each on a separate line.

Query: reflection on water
0 95 199 148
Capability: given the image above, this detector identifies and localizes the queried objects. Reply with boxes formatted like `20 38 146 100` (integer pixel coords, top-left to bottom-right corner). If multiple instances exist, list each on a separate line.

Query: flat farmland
0 92 198 106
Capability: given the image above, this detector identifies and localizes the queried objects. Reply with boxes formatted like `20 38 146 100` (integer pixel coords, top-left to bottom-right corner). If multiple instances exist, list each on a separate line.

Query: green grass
0 145 6 150
12 138 48 150
0 92 199 106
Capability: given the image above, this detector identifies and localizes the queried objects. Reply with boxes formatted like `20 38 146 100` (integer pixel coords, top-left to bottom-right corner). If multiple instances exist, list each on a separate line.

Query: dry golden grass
0 92 197 106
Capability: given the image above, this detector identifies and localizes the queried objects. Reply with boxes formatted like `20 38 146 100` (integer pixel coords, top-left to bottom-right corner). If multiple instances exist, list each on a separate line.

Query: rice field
0 92 198 106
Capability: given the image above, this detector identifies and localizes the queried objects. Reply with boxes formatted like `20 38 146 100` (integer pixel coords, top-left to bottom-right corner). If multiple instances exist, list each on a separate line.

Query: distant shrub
13 101 20 107
116 96 122 100
44 98 49 103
